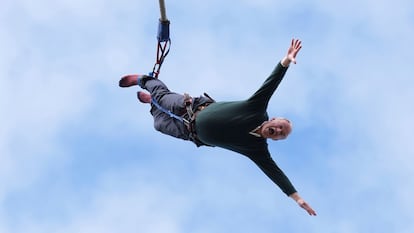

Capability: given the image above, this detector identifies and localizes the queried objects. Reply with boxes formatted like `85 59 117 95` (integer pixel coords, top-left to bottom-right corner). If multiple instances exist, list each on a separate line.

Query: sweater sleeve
247 63 288 110
248 149 297 196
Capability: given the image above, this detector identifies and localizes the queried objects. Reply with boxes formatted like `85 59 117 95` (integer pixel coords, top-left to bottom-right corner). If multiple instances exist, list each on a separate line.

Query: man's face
261 118 292 140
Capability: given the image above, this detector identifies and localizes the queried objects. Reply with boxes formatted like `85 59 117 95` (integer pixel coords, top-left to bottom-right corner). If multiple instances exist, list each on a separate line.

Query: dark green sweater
195 63 297 196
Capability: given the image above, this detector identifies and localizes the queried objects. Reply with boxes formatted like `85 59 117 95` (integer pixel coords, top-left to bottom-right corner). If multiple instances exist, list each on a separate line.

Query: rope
159 0 168 21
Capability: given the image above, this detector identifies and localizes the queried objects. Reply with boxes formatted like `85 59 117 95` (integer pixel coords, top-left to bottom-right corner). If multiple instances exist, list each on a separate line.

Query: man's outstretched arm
289 192 317 216
246 38 302 107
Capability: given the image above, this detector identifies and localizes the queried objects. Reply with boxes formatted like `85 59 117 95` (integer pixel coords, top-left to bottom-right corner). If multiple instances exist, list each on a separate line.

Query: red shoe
137 91 151 104
119 74 139 87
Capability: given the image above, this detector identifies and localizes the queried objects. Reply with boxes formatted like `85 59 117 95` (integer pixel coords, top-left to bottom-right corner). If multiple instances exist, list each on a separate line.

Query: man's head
260 117 292 140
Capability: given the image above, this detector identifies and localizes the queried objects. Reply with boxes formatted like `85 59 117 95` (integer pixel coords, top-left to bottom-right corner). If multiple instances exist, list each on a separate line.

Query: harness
151 93 215 147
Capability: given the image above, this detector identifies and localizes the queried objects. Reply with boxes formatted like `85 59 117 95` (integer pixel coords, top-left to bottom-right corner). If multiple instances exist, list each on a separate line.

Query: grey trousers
140 76 191 141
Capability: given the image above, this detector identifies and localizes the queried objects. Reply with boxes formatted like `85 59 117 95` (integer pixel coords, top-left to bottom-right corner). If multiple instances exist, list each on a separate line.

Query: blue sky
1 0 414 232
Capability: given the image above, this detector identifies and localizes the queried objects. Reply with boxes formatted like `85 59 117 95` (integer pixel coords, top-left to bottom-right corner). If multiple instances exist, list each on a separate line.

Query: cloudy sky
1 0 413 232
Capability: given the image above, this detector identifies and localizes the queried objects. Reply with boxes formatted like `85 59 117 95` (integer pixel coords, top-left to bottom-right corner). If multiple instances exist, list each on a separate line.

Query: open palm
286 39 302 64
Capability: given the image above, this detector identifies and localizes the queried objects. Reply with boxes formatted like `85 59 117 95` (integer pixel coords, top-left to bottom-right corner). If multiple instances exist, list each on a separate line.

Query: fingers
304 205 317 216
300 202 317 216
297 200 317 216
284 38 302 65
292 38 302 50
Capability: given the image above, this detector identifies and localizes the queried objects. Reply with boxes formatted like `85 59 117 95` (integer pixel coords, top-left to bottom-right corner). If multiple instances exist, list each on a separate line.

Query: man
120 39 316 216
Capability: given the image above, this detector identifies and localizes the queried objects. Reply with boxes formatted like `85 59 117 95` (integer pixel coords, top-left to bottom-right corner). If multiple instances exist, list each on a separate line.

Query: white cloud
53 179 187 233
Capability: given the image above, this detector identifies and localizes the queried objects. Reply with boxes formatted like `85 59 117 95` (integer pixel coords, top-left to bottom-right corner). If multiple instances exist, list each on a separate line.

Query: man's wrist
281 57 291 67
289 192 300 201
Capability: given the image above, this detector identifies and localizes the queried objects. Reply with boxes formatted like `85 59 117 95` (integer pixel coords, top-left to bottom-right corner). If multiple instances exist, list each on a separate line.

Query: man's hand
289 192 317 216
297 199 317 216
281 38 302 67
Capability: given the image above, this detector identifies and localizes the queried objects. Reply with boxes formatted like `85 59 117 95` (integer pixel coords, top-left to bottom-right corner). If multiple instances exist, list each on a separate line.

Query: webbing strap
150 39 171 78
151 96 189 125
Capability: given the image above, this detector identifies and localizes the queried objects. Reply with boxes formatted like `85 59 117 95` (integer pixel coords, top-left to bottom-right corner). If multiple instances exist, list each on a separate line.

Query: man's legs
119 74 186 115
